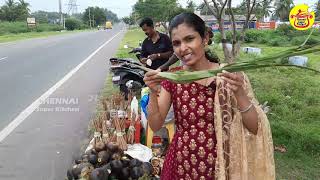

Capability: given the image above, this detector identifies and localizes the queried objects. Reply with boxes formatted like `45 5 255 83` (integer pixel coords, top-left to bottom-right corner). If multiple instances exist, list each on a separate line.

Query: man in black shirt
139 17 173 70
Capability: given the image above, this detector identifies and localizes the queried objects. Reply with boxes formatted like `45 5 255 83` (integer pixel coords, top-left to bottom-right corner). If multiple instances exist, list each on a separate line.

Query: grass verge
0 29 92 43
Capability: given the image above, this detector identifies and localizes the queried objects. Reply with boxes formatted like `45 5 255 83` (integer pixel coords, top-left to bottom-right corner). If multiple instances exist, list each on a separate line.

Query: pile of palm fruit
66 93 158 180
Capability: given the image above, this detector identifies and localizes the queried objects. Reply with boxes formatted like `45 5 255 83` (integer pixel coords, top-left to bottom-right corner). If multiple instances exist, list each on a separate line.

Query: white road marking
0 31 123 142
0 57 8 62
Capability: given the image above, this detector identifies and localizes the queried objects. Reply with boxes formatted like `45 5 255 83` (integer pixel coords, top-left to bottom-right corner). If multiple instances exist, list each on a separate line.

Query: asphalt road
0 25 126 179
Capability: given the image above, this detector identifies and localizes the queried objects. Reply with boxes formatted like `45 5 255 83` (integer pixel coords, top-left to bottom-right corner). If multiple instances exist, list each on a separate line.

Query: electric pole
67 0 79 15
59 0 63 26
89 7 91 28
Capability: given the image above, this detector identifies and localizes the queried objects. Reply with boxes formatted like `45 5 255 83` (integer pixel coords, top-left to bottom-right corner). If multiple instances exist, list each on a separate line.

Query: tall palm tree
2 0 18 21
274 0 293 21
5 0 16 8
315 1 320 20
261 0 273 21
186 0 196 12
17 0 30 20
18 0 30 12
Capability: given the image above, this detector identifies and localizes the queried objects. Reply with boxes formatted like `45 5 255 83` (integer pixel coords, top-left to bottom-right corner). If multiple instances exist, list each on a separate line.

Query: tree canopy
82 6 119 27
0 0 30 21
133 0 193 31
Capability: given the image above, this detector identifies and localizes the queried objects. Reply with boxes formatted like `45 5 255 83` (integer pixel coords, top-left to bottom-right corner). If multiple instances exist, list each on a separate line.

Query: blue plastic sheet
140 94 149 117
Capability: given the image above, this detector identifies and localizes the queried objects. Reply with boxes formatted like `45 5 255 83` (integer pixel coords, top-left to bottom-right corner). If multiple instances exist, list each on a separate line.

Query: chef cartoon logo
289 4 315 30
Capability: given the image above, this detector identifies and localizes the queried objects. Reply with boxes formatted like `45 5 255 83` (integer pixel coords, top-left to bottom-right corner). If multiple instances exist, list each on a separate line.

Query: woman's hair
169 12 219 63
169 12 206 38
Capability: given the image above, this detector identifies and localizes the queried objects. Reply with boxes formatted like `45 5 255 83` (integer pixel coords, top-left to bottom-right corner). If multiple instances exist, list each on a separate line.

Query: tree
83 7 119 27
236 0 273 21
65 18 82 30
197 3 213 15
31 11 67 24
256 0 273 21
0 0 18 21
198 2 215 15
16 0 30 21
0 0 30 21
104 8 119 23
122 16 135 25
315 1 320 21
186 0 196 12
31 11 49 23
274 0 293 21
70 13 84 21
203 0 257 63
133 0 190 32
198 1 246 16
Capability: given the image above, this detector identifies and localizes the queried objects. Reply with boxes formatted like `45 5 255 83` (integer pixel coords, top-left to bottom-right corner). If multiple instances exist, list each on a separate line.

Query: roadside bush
305 37 320 45
80 23 89 30
291 36 320 46
213 30 240 43
213 24 319 46
0 21 64 35
213 32 222 43
275 24 295 36
244 29 269 43
268 36 288 46
38 23 63 31
0 21 29 35
258 36 269 44
65 18 82 30
291 36 306 46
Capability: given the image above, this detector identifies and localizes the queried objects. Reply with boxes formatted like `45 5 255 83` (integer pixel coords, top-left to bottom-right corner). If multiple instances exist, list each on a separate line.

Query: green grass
97 28 145 98
0 21 93 43
0 21 63 35
115 28 145 59
248 68 320 179
214 25 320 47
0 29 93 43
226 43 320 180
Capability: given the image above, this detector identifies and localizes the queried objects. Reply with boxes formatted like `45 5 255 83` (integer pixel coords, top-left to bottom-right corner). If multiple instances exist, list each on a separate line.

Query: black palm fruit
90 167 109 180
129 158 142 168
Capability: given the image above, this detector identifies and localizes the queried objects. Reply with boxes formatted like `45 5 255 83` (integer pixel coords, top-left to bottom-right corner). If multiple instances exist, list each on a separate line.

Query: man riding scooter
139 17 173 70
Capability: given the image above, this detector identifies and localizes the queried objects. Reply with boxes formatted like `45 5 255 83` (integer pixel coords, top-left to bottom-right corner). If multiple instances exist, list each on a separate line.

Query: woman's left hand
217 70 246 98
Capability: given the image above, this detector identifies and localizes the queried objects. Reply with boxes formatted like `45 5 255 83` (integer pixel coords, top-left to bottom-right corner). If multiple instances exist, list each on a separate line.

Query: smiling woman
143 12 275 180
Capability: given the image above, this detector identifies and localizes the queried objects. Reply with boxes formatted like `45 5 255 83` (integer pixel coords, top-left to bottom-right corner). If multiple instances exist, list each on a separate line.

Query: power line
66 0 80 15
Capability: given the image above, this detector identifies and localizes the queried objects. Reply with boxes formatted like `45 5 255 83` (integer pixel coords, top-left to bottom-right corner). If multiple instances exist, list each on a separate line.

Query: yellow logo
289 4 315 30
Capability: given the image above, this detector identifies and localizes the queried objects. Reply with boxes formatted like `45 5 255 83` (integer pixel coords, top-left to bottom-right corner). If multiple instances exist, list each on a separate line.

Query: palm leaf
135 31 320 84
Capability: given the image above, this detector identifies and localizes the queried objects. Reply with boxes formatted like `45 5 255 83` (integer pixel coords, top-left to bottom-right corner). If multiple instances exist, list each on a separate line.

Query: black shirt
141 32 173 70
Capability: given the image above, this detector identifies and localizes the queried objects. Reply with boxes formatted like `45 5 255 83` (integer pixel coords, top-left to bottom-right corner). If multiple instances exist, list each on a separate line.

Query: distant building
199 14 257 31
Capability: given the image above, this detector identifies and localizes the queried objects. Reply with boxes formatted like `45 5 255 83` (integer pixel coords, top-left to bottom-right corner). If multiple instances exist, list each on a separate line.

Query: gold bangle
238 103 253 113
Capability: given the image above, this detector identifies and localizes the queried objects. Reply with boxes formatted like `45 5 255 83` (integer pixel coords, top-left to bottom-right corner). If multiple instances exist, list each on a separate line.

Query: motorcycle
109 44 146 99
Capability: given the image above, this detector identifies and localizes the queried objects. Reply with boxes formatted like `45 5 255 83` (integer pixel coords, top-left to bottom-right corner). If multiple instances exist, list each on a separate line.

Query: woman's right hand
143 69 163 93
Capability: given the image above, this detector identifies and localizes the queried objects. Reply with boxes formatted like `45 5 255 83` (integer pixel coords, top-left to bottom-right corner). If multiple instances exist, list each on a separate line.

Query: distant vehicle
105 21 112 29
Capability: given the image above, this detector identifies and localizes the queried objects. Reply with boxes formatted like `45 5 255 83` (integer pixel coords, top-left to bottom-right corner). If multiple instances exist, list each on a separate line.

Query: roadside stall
66 89 174 180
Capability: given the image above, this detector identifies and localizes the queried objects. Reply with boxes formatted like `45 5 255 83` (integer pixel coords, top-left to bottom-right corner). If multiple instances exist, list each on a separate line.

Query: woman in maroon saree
144 13 275 180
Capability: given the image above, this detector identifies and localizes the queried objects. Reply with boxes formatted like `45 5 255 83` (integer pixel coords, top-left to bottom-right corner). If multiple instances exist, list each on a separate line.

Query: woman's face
171 23 208 66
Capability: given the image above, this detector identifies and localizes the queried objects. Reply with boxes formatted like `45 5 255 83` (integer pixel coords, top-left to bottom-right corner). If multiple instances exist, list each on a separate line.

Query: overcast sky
0 0 317 18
